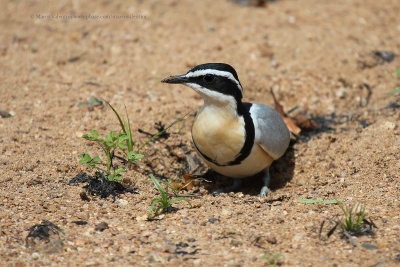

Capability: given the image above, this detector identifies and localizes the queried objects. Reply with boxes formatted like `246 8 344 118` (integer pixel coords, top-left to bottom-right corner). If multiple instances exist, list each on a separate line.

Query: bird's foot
259 170 271 197
259 185 271 197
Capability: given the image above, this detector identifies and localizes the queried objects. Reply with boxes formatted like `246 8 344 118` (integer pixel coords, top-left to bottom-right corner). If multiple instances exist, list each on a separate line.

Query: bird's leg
260 169 271 197
213 179 243 194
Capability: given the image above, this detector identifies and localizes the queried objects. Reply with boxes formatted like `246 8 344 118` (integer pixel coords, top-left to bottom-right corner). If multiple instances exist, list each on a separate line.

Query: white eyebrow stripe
185 69 242 92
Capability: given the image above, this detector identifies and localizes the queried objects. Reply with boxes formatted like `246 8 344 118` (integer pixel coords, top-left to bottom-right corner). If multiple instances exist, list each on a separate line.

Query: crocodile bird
162 63 290 196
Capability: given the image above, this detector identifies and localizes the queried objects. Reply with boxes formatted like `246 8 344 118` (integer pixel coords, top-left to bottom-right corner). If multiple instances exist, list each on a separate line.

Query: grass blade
168 197 192 207
150 174 165 196
388 88 400 94
297 198 341 204
124 104 134 152
105 100 127 135
148 198 162 217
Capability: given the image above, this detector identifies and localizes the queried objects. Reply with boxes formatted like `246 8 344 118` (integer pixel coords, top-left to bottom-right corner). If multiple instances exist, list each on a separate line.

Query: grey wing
249 103 290 160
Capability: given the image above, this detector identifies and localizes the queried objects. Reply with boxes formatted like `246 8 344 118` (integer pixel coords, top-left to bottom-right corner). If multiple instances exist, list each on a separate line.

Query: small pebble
117 198 128 207
373 51 395 63
266 235 277 245
136 215 148 222
72 221 88 226
382 121 397 131
0 110 11 118
95 222 109 232
231 239 242 246
221 209 231 217
80 192 90 202
208 218 217 224
176 242 189 248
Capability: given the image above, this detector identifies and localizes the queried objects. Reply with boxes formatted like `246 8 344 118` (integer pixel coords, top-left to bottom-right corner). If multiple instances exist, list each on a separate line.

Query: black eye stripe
187 75 243 103
203 74 214 83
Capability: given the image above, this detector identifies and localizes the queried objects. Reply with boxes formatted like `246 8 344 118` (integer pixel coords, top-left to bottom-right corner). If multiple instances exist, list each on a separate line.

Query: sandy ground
1 0 400 266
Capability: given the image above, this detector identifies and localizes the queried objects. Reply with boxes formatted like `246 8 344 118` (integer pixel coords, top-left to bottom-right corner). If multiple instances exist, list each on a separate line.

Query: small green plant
388 69 400 94
330 202 377 247
79 130 129 181
339 202 367 233
261 253 282 267
79 102 145 181
297 198 341 204
79 101 189 182
79 101 191 213
106 102 144 164
390 88 400 94
322 202 376 247
148 174 191 218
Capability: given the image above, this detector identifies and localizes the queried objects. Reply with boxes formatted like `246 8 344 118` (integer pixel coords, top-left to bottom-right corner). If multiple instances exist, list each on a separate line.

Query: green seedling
297 198 341 204
317 202 377 247
79 100 190 192
389 87 400 94
323 202 376 246
334 202 376 246
106 101 138 162
339 202 367 233
106 101 144 164
148 174 191 218
388 69 400 94
78 153 100 167
77 96 103 108
79 130 128 181
261 253 282 267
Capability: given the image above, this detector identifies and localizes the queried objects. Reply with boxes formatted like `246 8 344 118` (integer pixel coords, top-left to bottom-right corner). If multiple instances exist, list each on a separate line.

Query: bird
161 63 290 196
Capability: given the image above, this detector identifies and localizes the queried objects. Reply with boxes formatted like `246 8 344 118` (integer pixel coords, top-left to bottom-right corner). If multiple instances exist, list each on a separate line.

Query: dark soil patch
26 220 63 246
25 220 64 254
69 172 138 200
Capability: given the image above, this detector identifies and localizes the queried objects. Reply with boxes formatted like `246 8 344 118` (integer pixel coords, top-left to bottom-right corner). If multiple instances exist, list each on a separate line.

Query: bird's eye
203 74 215 83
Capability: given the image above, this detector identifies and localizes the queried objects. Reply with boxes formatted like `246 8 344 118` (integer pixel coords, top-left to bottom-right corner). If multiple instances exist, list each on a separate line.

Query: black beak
161 74 189 84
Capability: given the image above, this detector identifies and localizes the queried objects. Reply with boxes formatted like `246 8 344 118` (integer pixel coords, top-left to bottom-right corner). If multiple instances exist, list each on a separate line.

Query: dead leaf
270 89 301 135
169 182 183 191
270 89 318 135
182 173 195 190
293 114 318 131
283 117 302 136
170 173 195 192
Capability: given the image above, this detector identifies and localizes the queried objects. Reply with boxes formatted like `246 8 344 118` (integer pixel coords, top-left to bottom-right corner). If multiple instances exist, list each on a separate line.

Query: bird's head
162 63 243 105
